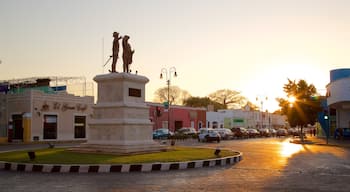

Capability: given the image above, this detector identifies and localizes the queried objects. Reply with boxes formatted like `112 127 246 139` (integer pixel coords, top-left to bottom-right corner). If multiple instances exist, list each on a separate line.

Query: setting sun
288 96 296 103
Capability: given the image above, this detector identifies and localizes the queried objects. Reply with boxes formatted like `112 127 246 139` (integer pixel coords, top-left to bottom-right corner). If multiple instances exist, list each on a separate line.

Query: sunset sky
1 0 350 112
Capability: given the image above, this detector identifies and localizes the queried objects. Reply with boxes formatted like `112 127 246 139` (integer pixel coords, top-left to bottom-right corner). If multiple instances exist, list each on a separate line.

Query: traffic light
310 95 319 101
156 107 161 117
163 101 169 109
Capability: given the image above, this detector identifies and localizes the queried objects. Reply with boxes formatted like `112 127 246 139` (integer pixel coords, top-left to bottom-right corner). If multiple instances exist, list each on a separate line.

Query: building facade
326 68 350 135
148 102 206 132
0 78 94 143
207 109 287 129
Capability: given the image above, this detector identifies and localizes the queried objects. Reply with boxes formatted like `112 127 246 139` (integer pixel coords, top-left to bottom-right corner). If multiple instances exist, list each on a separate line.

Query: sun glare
280 140 303 158
288 96 296 103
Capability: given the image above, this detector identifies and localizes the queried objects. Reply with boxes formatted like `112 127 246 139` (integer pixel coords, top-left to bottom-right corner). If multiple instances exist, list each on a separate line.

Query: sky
1 0 350 112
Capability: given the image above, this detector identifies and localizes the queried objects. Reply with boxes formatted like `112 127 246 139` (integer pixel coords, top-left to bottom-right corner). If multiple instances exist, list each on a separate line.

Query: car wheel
205 135 209 142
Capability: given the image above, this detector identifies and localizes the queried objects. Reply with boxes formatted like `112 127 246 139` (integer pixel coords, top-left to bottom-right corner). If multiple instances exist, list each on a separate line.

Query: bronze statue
122 35 134 73
111 32 122 73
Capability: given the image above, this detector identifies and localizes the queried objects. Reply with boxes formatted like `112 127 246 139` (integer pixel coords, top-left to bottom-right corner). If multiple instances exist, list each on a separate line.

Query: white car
198 128 221 142
176 127 197 135
214 128 234 140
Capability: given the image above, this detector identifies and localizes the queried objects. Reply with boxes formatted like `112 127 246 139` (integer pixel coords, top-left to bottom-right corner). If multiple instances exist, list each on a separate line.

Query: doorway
12 114 23 140
175 121 183 131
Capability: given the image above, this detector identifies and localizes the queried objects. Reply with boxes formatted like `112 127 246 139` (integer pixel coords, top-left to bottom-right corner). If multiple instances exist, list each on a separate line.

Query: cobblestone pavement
1 137 350 192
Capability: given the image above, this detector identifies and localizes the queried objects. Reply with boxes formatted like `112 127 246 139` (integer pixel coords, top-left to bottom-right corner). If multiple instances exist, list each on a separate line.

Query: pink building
147 102 206 132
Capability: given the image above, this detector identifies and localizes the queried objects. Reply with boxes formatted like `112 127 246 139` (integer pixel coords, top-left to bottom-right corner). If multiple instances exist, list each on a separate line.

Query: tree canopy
208 89 247 109
153 86 191 105
277 79 322 128
183 96 226 111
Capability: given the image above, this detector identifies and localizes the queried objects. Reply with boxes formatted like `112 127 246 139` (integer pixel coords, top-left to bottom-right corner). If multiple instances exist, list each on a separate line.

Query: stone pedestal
72 73 167 154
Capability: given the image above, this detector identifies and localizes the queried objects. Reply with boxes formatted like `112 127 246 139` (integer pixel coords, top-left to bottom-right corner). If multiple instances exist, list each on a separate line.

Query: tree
277 79 322 139
183 96 226 111
244 101 260 111
153 86 191 105
208 89 247 109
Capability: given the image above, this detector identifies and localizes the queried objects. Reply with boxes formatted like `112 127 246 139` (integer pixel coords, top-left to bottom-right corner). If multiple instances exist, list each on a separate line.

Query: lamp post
324 108 329 145
160 67 177 132
256 96 268 129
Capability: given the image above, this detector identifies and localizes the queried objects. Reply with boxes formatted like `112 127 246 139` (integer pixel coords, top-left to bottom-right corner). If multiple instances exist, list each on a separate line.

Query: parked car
198 128 221 142
176 127 197 136
231 127 249 138
153 128 174 139
259 128 271 137
269 128 277 137
288 128 299 137
276 128 288 137
247 128 260 138
215 128 234 140
334 128 350 140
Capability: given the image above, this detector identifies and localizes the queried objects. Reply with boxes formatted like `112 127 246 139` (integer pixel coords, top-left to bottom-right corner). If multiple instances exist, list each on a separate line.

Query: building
0 77 94 143
148 102 206 132
206 109 286 129
326 68 350 135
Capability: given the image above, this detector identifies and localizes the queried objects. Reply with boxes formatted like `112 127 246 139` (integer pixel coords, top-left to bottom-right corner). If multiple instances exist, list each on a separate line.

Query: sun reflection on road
280 140 304 158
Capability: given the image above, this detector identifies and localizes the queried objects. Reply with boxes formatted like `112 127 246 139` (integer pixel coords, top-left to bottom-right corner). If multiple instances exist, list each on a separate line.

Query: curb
0 152 242 173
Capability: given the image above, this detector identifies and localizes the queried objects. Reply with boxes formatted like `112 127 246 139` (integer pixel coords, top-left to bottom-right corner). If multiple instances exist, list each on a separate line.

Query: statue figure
111 32 122 73
122 35 134 73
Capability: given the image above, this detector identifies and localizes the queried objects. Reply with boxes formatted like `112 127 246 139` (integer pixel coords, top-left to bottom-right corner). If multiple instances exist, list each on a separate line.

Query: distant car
214 128 234 140
276 129 288 137
259 128 271 137
269 129 277 137
247 128 260 138
231 127 249 138
176 127 197 136
288 128 299 137
153 128 174 139
198 128 221 142
334 128 350 140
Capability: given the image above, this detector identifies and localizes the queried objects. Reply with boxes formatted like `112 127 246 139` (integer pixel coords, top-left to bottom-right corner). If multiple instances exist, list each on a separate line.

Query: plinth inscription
129 88 141 97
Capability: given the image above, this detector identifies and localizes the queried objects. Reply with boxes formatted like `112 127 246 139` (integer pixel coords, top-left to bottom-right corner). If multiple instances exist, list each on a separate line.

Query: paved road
1 137 350 192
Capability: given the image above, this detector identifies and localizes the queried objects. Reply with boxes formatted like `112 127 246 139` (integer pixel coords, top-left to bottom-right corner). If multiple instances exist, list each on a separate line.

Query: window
191 121 195 128
198 121 203 129
74 116 86 138
43 115 57 139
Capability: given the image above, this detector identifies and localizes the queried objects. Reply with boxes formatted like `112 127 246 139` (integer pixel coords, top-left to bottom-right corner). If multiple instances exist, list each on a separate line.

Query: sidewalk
304 136 350 148
0 142 82 153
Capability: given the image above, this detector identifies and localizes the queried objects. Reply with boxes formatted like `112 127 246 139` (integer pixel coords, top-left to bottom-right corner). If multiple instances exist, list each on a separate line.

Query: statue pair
111 32 134 73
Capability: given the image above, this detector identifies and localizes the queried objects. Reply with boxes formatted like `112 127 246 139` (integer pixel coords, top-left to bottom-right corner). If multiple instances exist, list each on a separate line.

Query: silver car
198 128 221 142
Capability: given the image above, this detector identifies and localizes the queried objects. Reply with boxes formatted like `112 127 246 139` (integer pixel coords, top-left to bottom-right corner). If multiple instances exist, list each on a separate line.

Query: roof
0 76 86 85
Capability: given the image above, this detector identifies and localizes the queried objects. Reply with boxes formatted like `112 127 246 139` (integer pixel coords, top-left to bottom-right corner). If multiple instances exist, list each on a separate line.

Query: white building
206 109 286 129
326 68 350 133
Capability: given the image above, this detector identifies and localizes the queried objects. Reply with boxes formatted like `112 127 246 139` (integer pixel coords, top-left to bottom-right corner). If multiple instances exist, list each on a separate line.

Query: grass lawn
0 147 239 164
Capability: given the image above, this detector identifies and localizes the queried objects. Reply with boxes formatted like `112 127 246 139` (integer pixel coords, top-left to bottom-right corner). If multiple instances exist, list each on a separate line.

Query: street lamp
256 96 268 129
160 67 177 132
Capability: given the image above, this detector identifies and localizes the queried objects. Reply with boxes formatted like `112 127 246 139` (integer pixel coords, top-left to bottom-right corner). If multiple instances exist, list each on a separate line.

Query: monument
110 32 122 73
71 33 166 154
122 35 134 73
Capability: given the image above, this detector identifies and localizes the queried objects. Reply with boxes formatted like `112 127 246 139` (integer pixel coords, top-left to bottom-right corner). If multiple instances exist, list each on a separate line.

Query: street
1 137 350 192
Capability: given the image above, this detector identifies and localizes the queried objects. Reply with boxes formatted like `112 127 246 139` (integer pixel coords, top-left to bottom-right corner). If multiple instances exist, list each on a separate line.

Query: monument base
73 73 167 155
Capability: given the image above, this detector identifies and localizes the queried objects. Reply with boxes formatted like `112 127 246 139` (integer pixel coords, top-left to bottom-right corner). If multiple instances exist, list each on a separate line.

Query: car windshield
199 129 207 134
155 129 168 133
